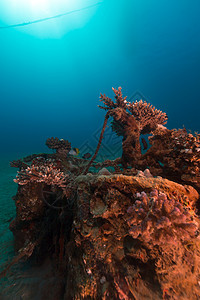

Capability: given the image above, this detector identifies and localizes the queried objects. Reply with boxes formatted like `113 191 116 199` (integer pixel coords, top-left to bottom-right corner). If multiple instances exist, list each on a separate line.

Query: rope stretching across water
0 2 103 29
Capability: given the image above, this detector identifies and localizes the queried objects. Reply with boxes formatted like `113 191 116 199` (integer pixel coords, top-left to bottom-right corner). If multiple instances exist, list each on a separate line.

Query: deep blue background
0 0 199 159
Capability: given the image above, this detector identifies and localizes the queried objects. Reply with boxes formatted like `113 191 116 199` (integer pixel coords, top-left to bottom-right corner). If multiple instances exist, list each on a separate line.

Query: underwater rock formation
65 174 200 299
7 172 200 299
2 87 200 299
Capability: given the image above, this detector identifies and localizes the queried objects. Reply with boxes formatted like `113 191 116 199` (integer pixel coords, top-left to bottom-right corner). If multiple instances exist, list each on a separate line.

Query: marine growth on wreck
1 87 200 300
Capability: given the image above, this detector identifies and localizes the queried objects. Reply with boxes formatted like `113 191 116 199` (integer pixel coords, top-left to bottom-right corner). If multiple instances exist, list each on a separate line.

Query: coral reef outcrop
1 87 200 300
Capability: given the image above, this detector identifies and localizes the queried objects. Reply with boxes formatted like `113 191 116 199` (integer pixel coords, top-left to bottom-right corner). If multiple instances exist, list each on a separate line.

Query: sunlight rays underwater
0 0 103 38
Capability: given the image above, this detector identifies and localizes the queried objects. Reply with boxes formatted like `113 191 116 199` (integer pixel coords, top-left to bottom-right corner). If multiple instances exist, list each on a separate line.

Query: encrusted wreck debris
2 87 200 299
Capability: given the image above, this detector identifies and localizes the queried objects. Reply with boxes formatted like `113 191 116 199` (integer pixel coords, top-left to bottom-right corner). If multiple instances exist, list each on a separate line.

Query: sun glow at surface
0 0 101 38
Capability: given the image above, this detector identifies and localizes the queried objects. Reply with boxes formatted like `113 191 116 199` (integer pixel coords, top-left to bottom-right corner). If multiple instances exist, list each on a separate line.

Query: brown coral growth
144 128 200 192
99 87 168 167
14 157 68 189
46 137 71 157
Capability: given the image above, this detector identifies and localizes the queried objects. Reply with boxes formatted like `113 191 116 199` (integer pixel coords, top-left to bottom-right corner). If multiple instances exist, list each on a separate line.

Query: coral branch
99 87 167 166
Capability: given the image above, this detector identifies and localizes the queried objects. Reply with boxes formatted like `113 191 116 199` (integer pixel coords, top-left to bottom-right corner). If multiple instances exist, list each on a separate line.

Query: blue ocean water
0 0 200 297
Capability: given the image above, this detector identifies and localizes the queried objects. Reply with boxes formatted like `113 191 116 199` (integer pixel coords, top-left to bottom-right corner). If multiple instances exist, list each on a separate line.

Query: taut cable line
0 2 102 29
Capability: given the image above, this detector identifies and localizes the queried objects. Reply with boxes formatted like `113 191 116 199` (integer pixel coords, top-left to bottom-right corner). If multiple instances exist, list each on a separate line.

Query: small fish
141 138 148 150
82 152 92 159
69 148 80 156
